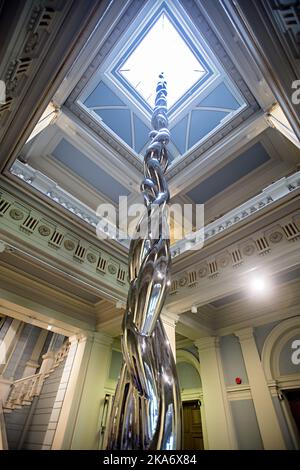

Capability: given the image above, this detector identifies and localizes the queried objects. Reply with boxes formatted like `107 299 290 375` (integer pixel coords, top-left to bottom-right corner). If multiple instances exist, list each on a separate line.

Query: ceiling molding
221 0 300 141
167 200 300 313
0 186 129 302
198 0 275 112
172 187 300 269
0 261 96 322
168 112 268 196
64 0 260 177
0 0 105 172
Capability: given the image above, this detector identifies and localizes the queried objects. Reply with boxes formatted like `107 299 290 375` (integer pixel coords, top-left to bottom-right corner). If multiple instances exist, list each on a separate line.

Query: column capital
42 351 55 360
25 360 39 369
69 331 113 347
93 331 113 347
69 333 88 344
234 327 254 342
194 336 220 352
161 310 180 328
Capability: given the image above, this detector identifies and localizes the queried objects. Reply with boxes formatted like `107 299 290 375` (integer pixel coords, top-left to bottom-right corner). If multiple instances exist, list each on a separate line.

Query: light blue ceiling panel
84 81 125 107
73 1 258 169
94 108 132 147
187 142 270 204
52 138 130 203
168 151 175 163
189 109 228 149
198 82 240 110
171 115 188 155
133 114 151 154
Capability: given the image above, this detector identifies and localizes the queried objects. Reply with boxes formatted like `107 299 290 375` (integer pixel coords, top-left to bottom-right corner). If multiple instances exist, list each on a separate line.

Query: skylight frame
111 3 213 116
76 0 249 167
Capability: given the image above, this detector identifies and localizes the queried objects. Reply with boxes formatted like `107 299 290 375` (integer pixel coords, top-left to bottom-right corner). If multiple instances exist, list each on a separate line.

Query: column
195 336 237 449
161 310 179 359
51 331 113 450
0 319 22 374
235 327 285 450
0 319 22 402
22 329 48 377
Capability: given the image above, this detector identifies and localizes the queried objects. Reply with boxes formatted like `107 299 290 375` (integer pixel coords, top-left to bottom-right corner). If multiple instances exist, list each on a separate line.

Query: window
119 13 206 109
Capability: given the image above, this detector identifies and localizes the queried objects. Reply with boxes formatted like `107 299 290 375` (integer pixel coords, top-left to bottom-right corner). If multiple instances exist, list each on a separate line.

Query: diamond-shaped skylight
119 13 206 109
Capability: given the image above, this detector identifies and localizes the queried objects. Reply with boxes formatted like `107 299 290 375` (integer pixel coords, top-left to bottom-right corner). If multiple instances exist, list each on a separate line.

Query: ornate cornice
0 0 72 141
10 160 130 249
169 201 300 298
11 161 300 261
64 0 259 177
171 170 300 258
234 327 254 343
0 187 129 298
0 0 104 173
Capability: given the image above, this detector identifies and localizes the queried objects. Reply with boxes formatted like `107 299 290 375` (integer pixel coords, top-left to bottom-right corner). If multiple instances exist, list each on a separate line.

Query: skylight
119 13 206 109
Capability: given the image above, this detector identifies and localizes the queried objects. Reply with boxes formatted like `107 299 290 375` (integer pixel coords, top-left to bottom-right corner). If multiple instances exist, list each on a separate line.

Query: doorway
285 389 300 436
182 400 204 450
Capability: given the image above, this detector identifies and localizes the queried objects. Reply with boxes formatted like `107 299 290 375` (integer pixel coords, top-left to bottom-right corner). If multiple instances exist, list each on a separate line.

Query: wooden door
182 400 204 450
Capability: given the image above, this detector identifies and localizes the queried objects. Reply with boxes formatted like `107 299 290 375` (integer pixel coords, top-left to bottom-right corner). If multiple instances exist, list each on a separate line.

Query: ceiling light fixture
249 275 268 294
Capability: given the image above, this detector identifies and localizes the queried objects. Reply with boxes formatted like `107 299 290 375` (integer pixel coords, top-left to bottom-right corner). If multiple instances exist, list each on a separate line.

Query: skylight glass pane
119 13 206 109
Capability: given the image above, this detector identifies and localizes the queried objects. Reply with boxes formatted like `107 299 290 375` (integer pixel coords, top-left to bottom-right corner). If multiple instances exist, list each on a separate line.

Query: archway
176 349 208 449
262 316 300 449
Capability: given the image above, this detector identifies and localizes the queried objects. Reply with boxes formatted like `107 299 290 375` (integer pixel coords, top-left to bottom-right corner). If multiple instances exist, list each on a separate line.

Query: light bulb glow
249 276 267 294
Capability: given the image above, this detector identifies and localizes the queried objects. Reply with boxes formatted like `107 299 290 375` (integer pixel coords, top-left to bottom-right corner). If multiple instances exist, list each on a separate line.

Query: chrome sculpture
106 74 181 450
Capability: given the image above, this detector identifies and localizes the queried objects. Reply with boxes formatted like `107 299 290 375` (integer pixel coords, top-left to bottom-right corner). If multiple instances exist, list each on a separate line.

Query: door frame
177 349 208 449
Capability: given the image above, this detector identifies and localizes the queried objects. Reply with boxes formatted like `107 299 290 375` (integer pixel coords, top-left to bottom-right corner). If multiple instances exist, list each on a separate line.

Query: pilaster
0 319 22 374
51 331 113 450
195 336 237 449
161 310 180 359
235 327 286 449
22 328 48 377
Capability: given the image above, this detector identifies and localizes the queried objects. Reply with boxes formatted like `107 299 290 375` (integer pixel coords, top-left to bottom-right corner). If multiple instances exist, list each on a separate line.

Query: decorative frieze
171 170 300 258
230 249 243 268
0 0 66 129
0 188 128 294
170 210 300 296
281 221 300 242
0 0 68 128
254 236 270 256
10 160 130 249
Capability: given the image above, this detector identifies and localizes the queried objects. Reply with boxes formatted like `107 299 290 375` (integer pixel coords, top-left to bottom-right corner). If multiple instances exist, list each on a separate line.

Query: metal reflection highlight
106 74 181 450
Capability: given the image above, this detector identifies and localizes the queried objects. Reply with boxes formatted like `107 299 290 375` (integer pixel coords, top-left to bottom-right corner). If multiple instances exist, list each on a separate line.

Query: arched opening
262 317 300 449
176 349 207 449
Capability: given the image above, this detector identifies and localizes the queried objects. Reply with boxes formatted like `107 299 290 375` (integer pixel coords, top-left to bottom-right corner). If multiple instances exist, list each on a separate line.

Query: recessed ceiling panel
187 142 270 204
51 138 130 203
84 81 151 155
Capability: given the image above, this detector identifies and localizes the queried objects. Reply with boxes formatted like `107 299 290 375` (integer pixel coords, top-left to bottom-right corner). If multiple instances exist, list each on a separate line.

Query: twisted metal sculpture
106 74 181 450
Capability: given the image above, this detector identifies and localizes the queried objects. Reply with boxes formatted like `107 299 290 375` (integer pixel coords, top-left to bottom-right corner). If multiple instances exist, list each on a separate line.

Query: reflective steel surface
106 74 182 450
